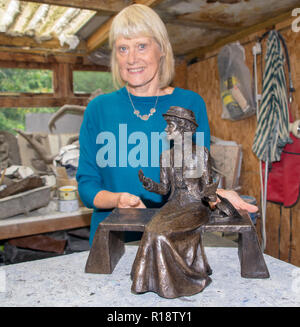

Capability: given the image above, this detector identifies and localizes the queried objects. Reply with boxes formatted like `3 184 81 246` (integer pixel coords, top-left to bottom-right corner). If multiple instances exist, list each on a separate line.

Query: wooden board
0 95 88 107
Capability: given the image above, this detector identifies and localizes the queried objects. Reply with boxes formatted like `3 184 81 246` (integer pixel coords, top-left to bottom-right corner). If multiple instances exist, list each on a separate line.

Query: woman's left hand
216 189 258 213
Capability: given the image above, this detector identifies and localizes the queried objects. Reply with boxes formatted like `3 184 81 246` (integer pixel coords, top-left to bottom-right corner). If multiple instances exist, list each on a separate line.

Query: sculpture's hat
163 106 198 127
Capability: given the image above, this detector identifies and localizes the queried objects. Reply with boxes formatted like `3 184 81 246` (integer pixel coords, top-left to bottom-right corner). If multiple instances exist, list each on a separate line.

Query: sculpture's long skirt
131 195 212 298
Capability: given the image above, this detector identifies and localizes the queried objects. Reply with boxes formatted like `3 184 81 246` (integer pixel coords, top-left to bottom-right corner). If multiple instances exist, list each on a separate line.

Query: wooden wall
186 18 300 266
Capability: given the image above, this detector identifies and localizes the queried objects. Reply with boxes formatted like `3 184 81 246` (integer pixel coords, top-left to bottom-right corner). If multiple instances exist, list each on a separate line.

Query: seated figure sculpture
131 106 221 298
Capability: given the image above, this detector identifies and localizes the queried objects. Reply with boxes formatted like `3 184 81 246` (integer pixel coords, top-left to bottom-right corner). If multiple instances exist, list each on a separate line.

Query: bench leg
238 228 270 278
85 227 125 274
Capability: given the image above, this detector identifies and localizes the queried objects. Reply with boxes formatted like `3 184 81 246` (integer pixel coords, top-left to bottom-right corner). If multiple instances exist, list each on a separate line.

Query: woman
76 4 257 247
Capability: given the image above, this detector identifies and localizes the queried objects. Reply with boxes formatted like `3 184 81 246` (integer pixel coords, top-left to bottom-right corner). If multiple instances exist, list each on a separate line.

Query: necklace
127 88 159 121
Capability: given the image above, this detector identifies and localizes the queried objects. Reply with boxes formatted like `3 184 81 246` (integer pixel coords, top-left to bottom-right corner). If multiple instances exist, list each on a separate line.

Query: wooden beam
0 62 109 81
0 51 58 64
0 33 65 50
0 60 52 70
0 45 87 58
0 33 86 53
86 0 165 53
165 17 241 32
0 95 89 108
185 10 293 62
19 0 130 13
72 64 110 72
0 51 110 69
86 17 113 53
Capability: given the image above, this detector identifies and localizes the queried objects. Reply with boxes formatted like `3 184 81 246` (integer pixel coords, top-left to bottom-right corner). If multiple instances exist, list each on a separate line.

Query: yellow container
58 186 78 201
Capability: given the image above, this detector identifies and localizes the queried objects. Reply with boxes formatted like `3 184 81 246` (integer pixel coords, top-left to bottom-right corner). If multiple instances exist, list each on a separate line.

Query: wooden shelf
0 207 92 240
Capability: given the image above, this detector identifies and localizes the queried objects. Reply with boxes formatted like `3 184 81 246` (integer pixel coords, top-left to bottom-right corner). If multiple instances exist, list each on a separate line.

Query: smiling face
115 36 163 94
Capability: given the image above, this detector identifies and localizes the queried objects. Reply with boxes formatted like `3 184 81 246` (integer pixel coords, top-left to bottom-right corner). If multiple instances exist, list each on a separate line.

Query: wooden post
53 62 73 98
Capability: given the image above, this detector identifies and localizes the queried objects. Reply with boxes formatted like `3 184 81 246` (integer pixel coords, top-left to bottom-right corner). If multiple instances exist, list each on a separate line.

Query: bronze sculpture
131 106 235 298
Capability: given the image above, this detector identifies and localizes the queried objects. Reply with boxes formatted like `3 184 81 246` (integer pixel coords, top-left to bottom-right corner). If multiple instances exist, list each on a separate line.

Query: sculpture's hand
199 178 219 201
138 169 154 191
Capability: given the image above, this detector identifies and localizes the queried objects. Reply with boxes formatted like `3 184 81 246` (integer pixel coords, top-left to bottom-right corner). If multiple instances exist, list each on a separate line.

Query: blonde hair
109 4 174 89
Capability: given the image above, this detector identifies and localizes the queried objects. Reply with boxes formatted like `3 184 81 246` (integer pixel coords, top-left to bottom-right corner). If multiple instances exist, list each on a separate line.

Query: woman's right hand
117 192 146 208
93 190 146 209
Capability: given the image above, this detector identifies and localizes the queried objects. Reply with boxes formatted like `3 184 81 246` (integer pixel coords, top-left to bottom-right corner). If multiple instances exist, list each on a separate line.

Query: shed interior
0 0 300 267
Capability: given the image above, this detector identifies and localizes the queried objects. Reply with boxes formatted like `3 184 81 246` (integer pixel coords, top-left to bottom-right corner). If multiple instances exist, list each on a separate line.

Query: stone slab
0 246 299 307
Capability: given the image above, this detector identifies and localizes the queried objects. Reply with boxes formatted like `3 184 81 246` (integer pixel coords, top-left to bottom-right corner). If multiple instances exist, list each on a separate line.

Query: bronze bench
85 208 269 279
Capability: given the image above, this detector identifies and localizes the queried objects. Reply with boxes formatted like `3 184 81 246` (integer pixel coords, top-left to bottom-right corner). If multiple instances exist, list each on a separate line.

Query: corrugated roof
0 0 96 49
0 0 298 60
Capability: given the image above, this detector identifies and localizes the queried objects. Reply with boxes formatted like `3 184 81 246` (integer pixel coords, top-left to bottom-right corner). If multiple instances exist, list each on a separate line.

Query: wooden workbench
0 207 92 240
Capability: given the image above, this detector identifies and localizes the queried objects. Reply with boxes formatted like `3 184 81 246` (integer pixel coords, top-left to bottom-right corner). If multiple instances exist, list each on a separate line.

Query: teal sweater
76 87 210 245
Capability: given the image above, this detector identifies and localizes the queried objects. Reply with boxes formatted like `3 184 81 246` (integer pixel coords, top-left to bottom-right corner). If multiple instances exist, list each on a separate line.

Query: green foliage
0 68 53 93
0 107 57 135
0 68 114 133
73 71 115 94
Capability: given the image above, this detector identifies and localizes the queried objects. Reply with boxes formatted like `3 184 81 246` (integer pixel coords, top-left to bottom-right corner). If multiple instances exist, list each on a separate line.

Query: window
0 68 53 93
73 71 114 94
